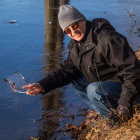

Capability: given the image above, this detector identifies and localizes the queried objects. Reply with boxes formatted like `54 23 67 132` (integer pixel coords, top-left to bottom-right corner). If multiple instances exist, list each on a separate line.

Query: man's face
64 20 86 42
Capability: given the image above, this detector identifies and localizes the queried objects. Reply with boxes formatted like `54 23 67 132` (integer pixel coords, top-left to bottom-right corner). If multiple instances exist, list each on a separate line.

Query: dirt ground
66 104 140 140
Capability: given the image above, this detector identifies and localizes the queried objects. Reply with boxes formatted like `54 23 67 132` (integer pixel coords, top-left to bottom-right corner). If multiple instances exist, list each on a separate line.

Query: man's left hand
106 105 132 129
117 105 132 122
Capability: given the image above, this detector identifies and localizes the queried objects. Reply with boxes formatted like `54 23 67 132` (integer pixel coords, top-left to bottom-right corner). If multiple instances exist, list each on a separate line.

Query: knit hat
58 5 86 31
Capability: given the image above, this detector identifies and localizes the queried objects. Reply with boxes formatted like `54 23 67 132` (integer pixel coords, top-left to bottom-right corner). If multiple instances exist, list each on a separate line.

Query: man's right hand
21 83 43 96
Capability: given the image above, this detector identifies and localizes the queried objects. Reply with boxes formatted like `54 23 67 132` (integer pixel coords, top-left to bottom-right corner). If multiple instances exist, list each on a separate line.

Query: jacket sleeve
98 28 140 108
38 49 81 94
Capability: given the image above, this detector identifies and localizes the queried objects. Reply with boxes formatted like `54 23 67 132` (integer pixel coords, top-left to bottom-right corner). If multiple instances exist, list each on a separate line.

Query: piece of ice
4 72 30 94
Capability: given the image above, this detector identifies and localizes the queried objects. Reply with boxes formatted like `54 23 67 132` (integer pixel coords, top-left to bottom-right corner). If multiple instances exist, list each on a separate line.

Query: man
22 5 140 126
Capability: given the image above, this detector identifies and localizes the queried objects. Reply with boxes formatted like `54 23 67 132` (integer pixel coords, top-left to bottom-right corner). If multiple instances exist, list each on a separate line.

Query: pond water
0 0 140 139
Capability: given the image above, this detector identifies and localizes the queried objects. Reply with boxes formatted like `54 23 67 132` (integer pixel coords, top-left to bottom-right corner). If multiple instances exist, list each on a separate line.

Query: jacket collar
77 20 96 47
84 20 94 47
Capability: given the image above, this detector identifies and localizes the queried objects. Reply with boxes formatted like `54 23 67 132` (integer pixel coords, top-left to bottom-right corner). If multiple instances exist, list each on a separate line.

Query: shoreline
66 105 140 140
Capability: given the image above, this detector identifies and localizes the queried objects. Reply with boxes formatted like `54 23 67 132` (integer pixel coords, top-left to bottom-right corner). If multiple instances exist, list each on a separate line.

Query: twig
93 60 126 123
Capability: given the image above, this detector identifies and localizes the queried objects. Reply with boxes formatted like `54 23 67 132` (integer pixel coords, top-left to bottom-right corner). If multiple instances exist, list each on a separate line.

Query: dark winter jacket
39 18 140 108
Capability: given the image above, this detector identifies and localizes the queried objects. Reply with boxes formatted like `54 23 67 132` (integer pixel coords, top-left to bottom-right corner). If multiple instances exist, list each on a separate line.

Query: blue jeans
71 77 140 118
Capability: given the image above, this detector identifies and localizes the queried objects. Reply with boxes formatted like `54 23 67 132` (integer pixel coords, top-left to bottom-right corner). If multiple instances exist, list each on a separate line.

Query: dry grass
66 105 140 140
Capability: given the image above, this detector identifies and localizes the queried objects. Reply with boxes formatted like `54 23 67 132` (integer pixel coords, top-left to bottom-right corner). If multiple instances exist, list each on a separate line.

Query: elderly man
22 5 140 127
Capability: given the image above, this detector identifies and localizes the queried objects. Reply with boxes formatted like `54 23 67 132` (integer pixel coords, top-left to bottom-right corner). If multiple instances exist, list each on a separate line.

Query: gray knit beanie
58 5 86 31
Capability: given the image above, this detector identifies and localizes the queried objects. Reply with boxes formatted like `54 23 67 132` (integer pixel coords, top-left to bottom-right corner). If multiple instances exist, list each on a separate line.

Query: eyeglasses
64 22 79 34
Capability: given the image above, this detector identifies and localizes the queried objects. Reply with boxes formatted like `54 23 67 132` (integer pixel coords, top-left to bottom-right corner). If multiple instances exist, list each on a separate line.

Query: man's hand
117 105 132 122
106 105 132 129
21 83 43 96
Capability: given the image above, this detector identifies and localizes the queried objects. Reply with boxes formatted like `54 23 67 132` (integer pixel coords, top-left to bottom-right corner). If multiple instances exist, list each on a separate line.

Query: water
0 0 140 139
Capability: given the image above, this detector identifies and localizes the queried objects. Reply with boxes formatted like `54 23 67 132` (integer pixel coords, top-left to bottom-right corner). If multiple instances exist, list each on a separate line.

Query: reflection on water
43 0 68 73
38 0 70 139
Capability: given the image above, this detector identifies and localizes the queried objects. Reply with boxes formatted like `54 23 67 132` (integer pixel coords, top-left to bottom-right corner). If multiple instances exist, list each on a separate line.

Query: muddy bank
66 105 140 140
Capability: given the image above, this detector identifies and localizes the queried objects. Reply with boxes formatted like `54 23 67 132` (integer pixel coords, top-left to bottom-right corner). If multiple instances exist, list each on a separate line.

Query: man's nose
71 27 77 36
